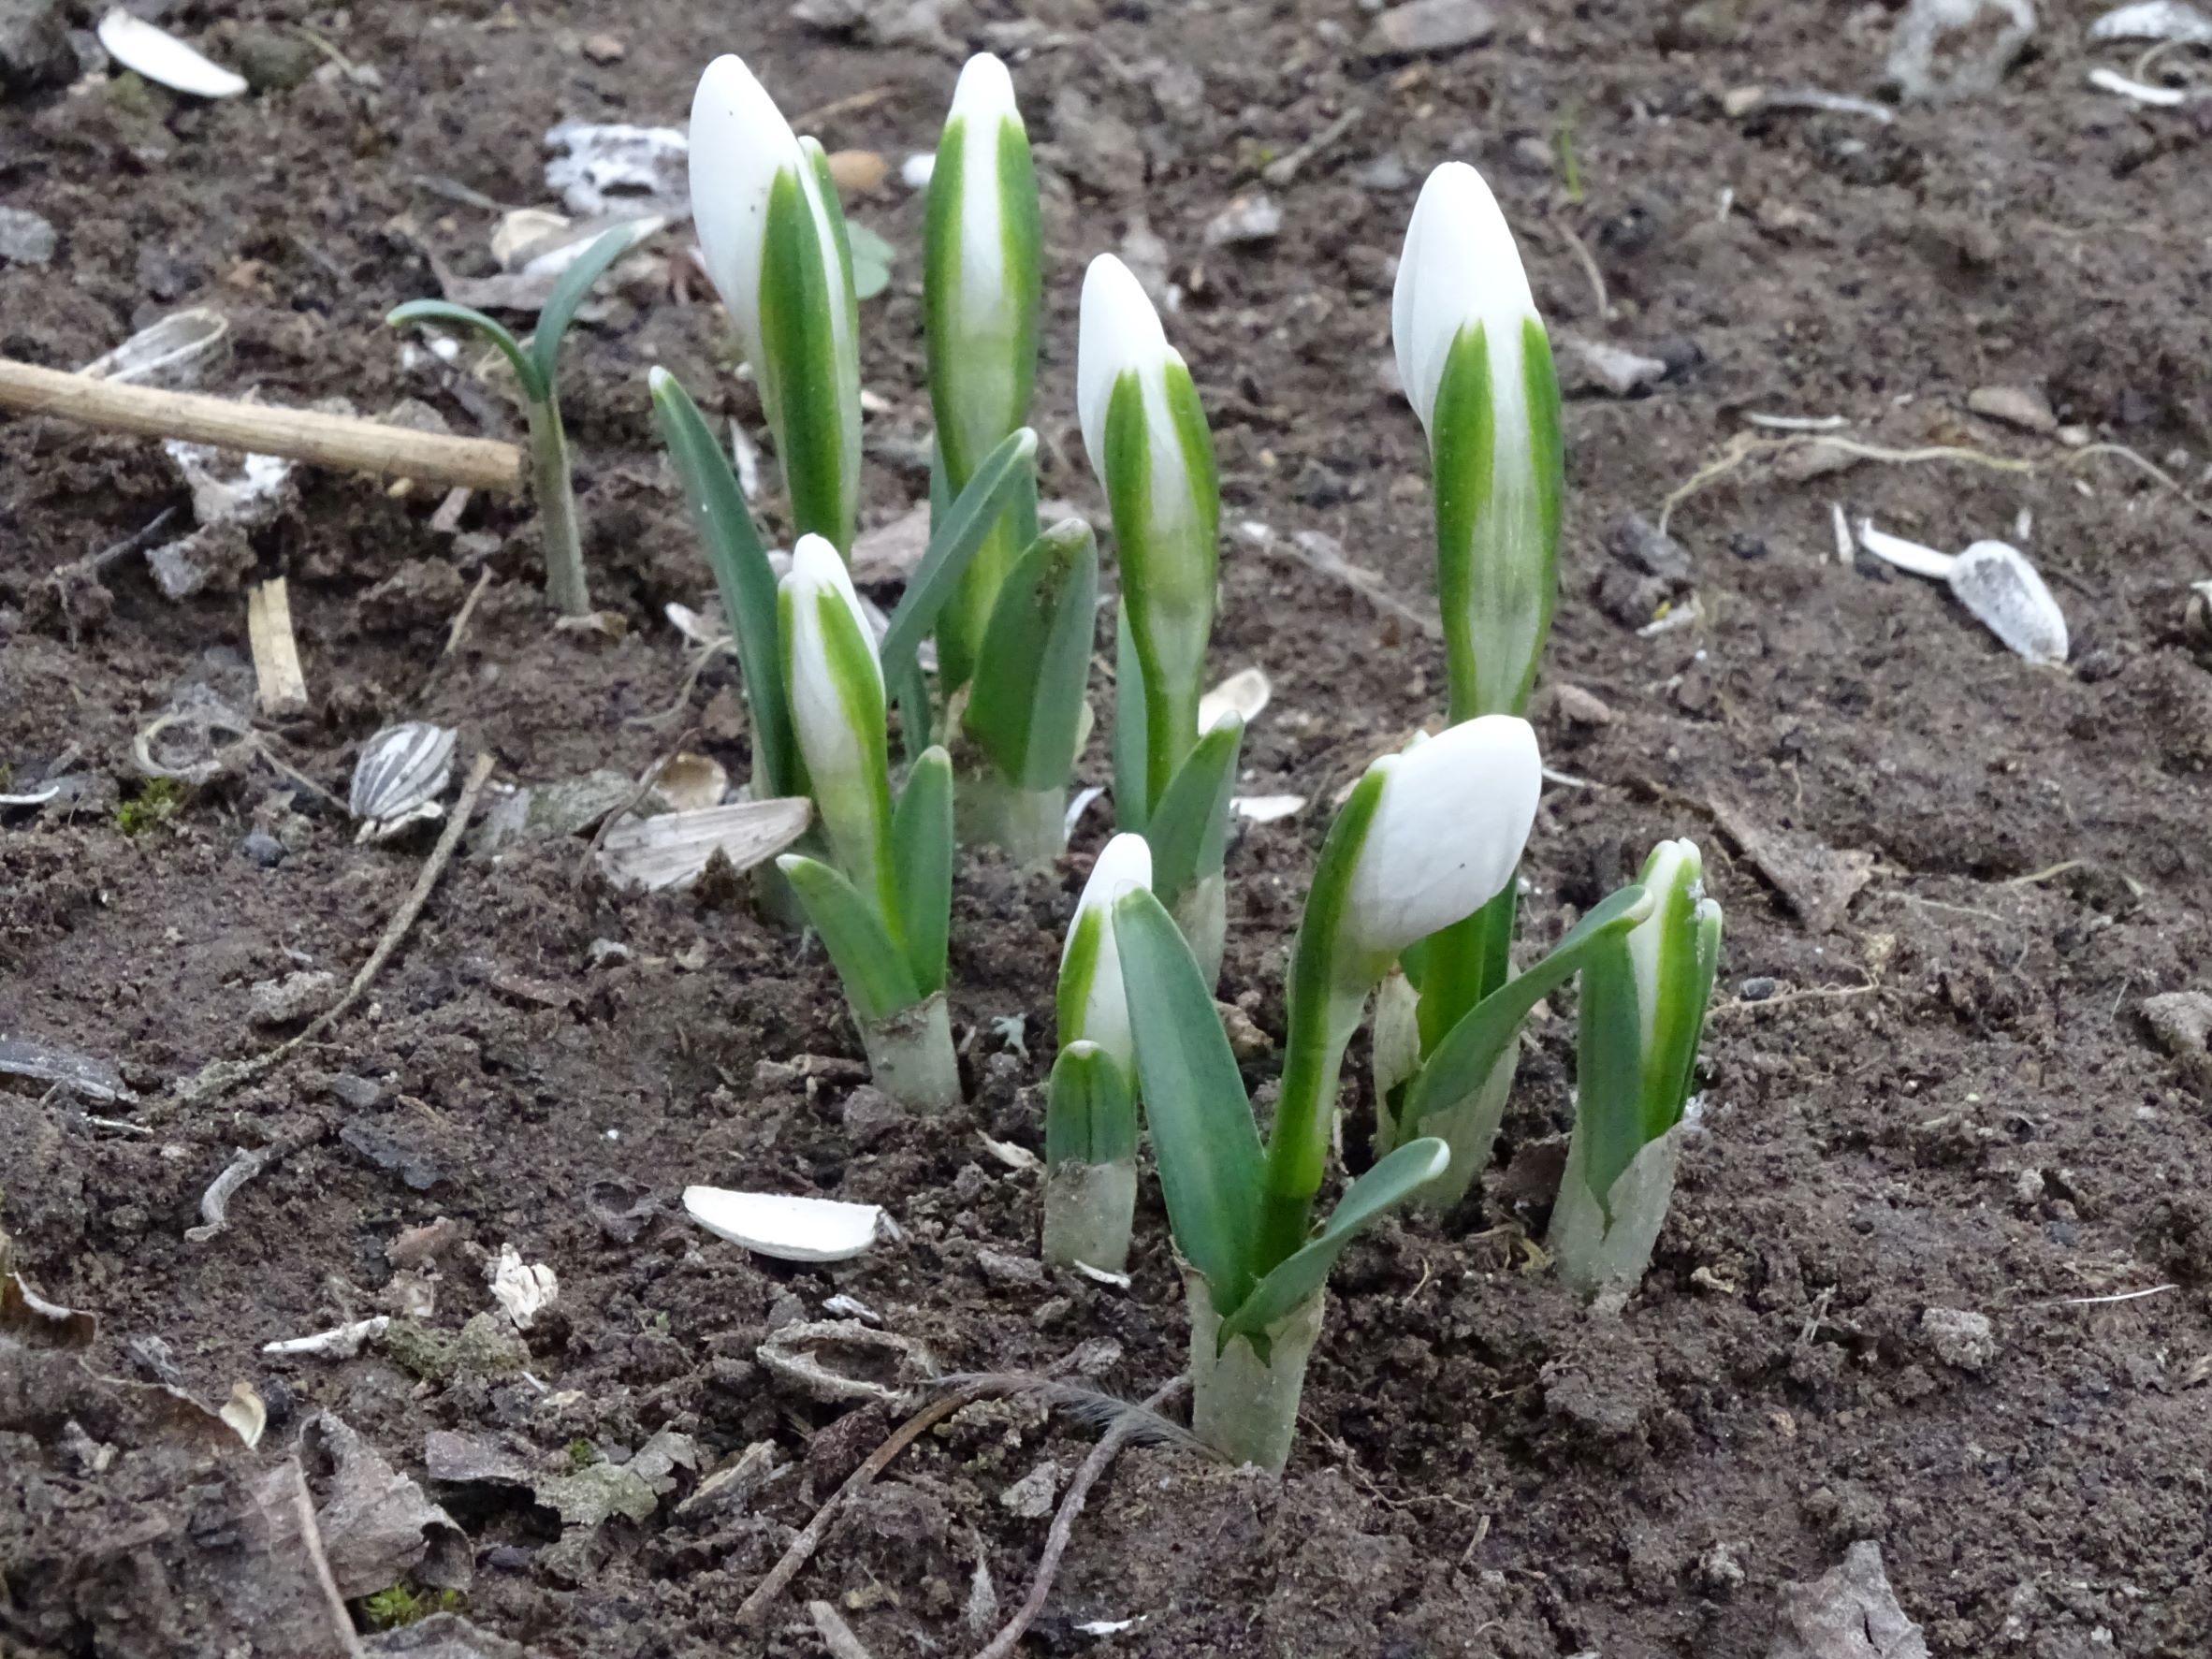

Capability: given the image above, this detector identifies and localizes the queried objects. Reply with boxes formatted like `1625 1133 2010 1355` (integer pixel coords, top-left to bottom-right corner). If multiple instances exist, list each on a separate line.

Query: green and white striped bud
691 54 863 553
1392 162 1564 720
1553 838 1723 1299
779 533 894 918
1078 254 1220 810
925 53 1042 688
1057 832 1153 1088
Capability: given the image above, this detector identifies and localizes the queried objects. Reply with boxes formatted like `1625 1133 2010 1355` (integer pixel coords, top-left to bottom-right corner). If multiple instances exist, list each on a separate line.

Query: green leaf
846 220 895 300
1220 1139 1448 1347
1575 938 1649 1218
878 427 1038 684
531 222 647 388
778 853 920 1025
1045 1041 1137 1168
1402 883 1653 1141
388 301 544 402
892 746 953 997
1414 879 1520 1055
1143 715 1243 909
1430 317 1563 721
1112 887 1264 1312
893 652 933 767
648 367 798 798
966 520 1099 791
758 163 854 550
1112 607 1150 834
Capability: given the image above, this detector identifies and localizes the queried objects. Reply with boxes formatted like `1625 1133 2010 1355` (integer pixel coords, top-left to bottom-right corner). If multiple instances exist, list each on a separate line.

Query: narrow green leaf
1651 900 1723 1141
388 301 543 402
1403 883 1652 1137
892 747 953 997
1221 1138 1449 1347
531 222 647 388
1045 1041 1137 1167
1143 715 1244 909
966 520 1100 791
1575 941 1648 1217
893 652 933 767
778 853 920 1025
649 367 798 798
879 427 1038 683
758 165 852 550
1112 887 1264 1311
1414 878 1521 1055
1112 607 1150 834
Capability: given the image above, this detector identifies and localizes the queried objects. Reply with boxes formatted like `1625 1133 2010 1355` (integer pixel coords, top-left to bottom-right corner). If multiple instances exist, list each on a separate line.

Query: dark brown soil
6 2 2212 1656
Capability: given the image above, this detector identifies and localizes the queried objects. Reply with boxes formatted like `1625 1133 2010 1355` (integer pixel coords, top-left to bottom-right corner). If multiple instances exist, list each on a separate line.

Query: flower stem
1041 1158 1137 1273
526 397 589 618
956 764 1065 867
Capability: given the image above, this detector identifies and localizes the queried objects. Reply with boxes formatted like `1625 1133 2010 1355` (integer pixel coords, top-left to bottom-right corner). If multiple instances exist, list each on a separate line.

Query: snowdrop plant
1042 833 1151 1273
1114 717 1544 1474
1079 255 1238 977
772 536 960 1112
691 54 863 554
389 222 646 618
1375 162 1566 1202
1550 839 1722 1301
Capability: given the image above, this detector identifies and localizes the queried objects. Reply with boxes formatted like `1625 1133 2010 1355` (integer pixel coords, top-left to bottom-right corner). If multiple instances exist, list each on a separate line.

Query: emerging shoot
775 537 960 1111
1550 838 1722 1302
389 222 645 617
1043 833 1149 1272
1078 255 1233 973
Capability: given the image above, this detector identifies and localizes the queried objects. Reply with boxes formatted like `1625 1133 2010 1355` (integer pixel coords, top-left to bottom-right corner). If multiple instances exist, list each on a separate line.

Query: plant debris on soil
5 2 2212 1656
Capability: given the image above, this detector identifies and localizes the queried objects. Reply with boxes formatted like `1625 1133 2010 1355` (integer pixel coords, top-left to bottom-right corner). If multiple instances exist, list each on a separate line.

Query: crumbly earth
4 1 2211 1656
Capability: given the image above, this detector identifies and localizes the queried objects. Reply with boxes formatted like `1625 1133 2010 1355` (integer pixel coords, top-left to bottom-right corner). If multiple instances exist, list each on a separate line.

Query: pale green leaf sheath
925 53 1041 687
691 56 863 553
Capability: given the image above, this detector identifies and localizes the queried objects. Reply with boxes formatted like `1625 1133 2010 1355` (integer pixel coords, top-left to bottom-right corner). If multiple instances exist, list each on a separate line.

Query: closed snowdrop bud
1058 833 1153 1082
926 53 1040 486
690 55 862 551
689 55 803 360
1390 162 1563 720
1342 716 1543 961
1391 163 1538 435
1077 254 1221 809
779 533 891 902
1623 837 1721 1099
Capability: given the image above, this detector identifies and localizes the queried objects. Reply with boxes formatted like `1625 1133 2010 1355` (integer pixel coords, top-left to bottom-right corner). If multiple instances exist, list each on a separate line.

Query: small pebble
241 830 286 867
1920 1306 1996 1372
581 32 625 63
1738 975 1778 1002
0 206 57 266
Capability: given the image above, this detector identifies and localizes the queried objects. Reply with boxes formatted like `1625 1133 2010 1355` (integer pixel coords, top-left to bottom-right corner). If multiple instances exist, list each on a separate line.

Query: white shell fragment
220 1382 267 1448
684 1186 883 1262
488 1244 560 1331
1949 541 2069 665
97 8 247 98
2089 1 2212 44
1857 519 2069 664
1231 793 1307 824
1197 666 1271 733
595 798 811 892
350 722 458 842
2087 67 2194 105
80 307 230 388
264 1317 391 1359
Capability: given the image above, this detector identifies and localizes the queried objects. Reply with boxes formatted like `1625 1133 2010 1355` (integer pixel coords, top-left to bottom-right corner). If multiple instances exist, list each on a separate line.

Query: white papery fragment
1196 666 1270 733
1858 520 2068 665
684 1186 882 1262
488 1244 560 1330
2088 0 2212 43
97 9 247 97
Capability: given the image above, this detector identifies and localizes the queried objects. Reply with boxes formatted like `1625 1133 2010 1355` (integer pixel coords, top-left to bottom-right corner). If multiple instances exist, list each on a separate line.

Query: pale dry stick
176 751 498 1112
1709 982 1879 1018
2028 1283 2176 1310
969 1375 1190 1659
1545 212 1612 323
737 1380 1002 1627
0 358 525 491
444 567 495 656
